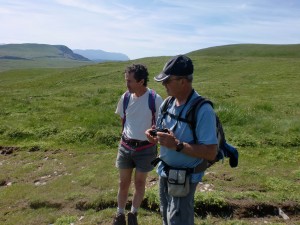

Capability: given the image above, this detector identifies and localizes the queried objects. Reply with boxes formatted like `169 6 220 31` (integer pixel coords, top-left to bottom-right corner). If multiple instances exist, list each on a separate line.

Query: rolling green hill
189 43 300 58
0 43 94 72
0 44 299 224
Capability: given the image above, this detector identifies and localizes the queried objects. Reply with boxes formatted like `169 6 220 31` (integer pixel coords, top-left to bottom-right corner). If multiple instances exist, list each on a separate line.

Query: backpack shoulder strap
157 96 175 126
148 89 157 126
161 96 175 113
187 96 214 173
186 96 213 143
122 91 131 131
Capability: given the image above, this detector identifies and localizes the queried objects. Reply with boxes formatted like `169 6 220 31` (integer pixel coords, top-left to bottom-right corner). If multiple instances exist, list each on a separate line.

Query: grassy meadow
0 44 299 224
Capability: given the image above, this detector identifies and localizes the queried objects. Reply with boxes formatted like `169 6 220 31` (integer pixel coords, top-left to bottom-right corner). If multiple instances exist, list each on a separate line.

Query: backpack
122 89 157 131
159 95 238 170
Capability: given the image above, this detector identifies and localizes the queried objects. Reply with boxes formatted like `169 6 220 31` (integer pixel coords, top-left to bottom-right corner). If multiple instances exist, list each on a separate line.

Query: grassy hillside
0 44 93 72
0 44 299 224
189 43 300 58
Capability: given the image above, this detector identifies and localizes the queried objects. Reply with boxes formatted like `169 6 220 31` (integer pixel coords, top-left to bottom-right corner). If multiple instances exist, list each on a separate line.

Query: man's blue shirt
156 91 218 183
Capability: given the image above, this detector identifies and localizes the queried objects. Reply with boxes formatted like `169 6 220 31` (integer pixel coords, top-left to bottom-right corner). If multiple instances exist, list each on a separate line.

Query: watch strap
176 142 184 152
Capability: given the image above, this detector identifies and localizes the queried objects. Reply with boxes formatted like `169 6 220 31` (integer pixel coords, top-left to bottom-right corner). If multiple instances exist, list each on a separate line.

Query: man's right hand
145 126 159 144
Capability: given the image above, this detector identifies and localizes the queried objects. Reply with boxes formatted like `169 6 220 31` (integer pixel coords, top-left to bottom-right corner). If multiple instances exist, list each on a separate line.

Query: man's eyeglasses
162 76 183 85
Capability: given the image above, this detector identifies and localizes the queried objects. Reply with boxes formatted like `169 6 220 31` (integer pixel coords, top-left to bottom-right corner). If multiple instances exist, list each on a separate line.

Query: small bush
216 104 254 126
232 191 263 200
144 187 160 211
254 102 274 112
56 127 94 143
7 128 34 139
0 125 8 135
93 129 120 147
76 173 95 186
195 192 227 208
35 126 59 138
264 177 289 192
30 200 61 209
54 215 77 225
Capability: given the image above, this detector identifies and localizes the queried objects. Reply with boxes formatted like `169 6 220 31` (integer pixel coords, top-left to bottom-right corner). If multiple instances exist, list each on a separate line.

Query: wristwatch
176 142 184 152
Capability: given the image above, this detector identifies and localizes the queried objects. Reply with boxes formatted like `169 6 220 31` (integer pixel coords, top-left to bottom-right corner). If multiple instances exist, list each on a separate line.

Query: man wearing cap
145 55 218 225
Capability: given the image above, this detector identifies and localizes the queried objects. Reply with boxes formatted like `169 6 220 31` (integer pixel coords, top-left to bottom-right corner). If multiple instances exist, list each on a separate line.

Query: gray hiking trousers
159 176 198 225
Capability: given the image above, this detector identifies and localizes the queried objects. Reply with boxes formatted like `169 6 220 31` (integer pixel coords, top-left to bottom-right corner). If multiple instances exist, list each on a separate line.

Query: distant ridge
189 44 300 58
73 49 130 62
0 43 95 71
0 43 90 61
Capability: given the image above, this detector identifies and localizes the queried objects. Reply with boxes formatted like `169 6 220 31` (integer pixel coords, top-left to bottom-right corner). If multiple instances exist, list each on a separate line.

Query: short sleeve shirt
156 90 218 182
115 88 163 141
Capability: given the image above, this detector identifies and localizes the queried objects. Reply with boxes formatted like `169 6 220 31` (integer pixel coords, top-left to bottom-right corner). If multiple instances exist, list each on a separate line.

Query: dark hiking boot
112 213 126 225
127 212 138 225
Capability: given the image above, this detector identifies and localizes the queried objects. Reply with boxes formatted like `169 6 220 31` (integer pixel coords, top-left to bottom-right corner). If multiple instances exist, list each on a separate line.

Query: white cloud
0 0 299 59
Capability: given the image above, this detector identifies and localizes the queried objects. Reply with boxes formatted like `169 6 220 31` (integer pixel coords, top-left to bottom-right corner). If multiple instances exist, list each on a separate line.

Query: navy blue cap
154 55 194 82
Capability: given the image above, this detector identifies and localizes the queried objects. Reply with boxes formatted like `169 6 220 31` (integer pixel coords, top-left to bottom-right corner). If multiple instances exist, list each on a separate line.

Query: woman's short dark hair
125 64 149 86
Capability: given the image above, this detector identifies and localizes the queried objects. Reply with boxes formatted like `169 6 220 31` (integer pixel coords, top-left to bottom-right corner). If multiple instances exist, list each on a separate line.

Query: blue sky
0 0 300 59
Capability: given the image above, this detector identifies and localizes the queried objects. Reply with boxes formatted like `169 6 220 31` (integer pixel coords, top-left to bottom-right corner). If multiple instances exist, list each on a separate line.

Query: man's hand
145 126 159 144
146 127 181 151
156 130 179 150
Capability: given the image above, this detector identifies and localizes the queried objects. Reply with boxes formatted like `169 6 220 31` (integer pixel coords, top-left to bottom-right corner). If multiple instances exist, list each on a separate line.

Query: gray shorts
116 144 157 173
159 176 198 225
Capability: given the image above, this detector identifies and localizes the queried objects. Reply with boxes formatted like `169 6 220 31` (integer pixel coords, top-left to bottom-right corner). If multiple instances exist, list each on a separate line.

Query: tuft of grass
195 192 227 209
144 186 160 211
54 215 77 225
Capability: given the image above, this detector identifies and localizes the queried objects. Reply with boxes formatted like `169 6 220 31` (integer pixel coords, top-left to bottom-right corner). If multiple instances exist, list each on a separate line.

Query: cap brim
154 72 170 82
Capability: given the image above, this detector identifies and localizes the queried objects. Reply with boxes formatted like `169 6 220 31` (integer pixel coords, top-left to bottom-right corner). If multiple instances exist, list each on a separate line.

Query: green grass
0 58 93 72
0 44 299 224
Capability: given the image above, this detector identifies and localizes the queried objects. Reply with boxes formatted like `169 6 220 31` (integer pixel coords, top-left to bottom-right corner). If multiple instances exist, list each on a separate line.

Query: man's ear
139 79 145 86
